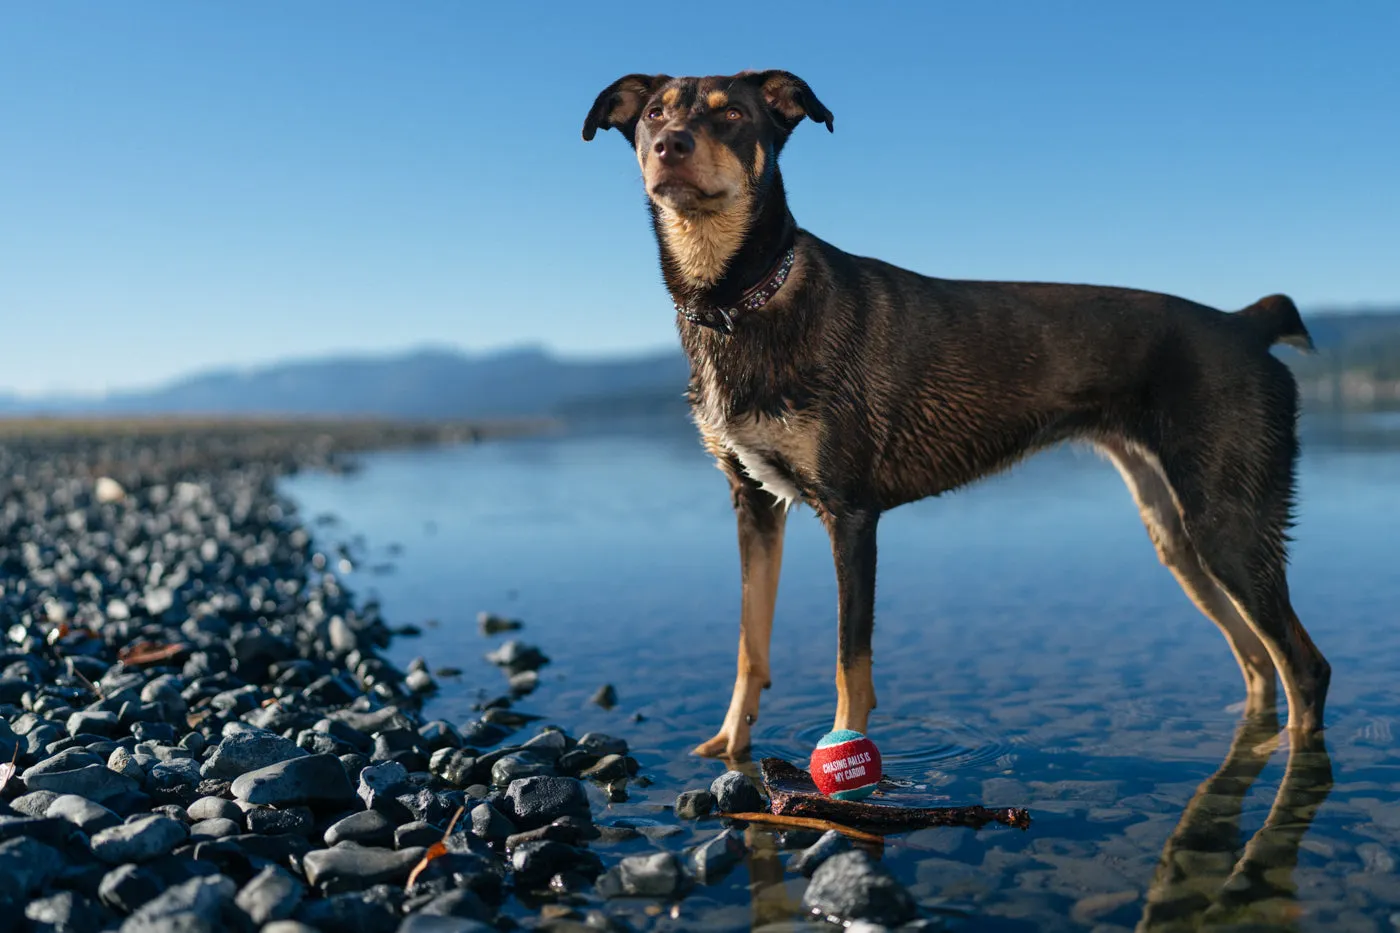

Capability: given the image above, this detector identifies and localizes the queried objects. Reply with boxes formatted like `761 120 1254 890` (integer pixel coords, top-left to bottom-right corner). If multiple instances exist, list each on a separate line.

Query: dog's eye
645 107 664 121
725 107 744 121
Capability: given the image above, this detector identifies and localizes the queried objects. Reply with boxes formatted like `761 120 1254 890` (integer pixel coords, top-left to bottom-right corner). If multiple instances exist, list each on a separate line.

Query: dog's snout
653 130 694 165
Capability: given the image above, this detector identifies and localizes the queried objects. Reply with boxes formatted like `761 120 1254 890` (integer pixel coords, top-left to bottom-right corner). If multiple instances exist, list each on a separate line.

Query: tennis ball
809 729 882 800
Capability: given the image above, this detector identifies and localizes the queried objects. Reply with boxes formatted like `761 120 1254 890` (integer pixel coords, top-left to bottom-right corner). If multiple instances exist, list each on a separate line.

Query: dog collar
676 246 796 335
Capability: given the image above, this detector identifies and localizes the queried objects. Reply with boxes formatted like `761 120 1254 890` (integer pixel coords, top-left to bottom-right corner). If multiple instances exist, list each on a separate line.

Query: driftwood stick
724 812 886 845
759 758 1032 833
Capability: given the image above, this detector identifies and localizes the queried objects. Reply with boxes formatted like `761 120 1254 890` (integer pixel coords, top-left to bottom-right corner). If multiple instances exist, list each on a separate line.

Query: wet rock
478 611 522 635
410 888 492 921
789 829 853 877
397 916 494 933
294 886 401 933
469 802 516 842
589 684 618 709
710 770 763 814
395 820 443 849
504 776 591 830
511 840 604 890
91 814 189 863
485 641 548 673
46 793 122 833
235 864 305 926
675 789 715 820
325 809 398 848
230 753 356 808
491 751 555 785
801 850 917 926
359 760 411 810
246 805 313 835
692 828 747 884
302 844 426 893
596 851 692 899
201 730 306 780
580 754 635 783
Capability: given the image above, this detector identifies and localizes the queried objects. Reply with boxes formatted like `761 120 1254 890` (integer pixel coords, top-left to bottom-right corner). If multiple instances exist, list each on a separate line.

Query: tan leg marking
694 504 787 759
833 651 876 735
1101 442 1278 711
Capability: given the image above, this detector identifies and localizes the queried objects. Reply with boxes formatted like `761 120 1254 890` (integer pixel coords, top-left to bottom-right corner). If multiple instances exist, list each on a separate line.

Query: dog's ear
748 70 833 134
582 74 670 144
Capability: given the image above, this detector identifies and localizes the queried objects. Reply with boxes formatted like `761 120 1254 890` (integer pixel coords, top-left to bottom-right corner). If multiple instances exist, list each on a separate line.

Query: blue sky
3 2 1397 396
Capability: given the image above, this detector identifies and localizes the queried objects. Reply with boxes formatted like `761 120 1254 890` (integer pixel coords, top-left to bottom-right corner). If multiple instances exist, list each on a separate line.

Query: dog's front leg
826 506 880 734
694 476 788 759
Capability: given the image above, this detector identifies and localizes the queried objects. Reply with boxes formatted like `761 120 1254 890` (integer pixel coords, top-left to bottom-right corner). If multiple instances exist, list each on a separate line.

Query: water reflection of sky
284 411 1400 930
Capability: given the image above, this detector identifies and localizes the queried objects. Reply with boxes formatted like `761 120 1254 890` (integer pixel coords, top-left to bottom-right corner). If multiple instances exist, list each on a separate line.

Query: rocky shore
0 420 930 933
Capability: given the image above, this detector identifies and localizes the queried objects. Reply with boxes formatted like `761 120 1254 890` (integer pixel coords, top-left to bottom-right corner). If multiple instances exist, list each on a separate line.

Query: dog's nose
653 130 694 166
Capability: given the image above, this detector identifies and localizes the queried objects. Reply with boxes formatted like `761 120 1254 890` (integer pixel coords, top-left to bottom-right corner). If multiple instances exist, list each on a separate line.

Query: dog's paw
692 732 748 759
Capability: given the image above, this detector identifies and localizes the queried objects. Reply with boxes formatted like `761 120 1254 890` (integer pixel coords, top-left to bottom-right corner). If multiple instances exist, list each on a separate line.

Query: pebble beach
0 420 928 933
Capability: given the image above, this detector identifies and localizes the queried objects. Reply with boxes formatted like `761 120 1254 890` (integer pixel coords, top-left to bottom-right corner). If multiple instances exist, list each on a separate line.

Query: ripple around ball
809 730 882 801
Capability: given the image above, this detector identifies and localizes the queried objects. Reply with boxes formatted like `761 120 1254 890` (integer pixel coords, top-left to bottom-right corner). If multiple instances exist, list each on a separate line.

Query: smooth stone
394 820 443 849
413 888 492 921
66 710 120 738
11 790 62 818
579 754 633 782
262 924 320 933
675 789 715 820
230 754 356 807
120 874 237 931
234 864 305 926
596 851 692 899
324 809 397 848
24 890 112 933
302 845 427 893
294 888 400 933
692 828 747 884
789 829 853 877
91 814 189 864
23 762 139 802
576 733 628 756
801 850 917 926
189 817 241 840
149 758 204 789
186 796 243 825
520 730 568 761
99 863 164 914
490 751 554 785
0 836 66 903
358 760 411 809
503 776 590 830
46 793 122 833
710 770 763 814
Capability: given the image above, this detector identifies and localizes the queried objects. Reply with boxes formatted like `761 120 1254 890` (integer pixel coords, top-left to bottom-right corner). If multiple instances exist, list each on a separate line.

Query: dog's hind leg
824 506 880 735
694 475 788 759
1101 441 1278 712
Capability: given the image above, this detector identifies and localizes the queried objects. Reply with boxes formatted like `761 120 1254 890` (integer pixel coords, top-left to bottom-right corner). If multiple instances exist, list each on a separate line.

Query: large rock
0 836 66 904
45 793 122 833
230 754 356 808
503 776 590 830
235 864 305 926
709 770 763 813
801 850 917 926
91 815 189 864
22 752 139 802
302 845 426 893
596 852 692 899
120 874 237 932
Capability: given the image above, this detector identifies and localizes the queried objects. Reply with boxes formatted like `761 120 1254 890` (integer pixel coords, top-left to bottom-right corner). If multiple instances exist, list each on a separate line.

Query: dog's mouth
648 178 732 212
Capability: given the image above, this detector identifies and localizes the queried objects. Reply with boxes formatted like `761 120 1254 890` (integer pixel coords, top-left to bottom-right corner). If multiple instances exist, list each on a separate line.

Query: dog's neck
649 171 797 316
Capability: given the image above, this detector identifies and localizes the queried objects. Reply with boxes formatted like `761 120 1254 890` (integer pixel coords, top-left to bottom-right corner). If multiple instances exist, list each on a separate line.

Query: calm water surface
282 413 1400 932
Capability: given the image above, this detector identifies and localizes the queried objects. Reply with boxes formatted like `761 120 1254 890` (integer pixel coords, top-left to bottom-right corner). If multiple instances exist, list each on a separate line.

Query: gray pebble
91 814 189 863
801 850 917 926
234 864 305 926
46 793 122 833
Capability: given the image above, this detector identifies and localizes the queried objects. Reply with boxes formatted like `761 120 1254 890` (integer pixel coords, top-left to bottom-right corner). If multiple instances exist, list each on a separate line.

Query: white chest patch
726 433 804 508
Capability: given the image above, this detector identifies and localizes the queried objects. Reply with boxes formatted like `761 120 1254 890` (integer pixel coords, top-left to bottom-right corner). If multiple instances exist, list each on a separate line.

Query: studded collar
675 245 796 335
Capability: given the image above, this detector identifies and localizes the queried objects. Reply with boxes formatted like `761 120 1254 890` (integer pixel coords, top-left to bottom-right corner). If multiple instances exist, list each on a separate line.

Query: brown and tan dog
582 70 1330 759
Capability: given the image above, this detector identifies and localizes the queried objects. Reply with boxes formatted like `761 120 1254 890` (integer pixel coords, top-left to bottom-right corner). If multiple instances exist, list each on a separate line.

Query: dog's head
582 71 832 218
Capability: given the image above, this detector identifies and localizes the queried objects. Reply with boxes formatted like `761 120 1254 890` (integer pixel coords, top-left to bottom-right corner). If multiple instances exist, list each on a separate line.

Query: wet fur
583 70 1331 759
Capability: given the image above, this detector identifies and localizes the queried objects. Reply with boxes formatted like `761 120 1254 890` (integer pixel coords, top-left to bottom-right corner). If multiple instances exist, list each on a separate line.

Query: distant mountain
1 309 1397 421
4 346 690 421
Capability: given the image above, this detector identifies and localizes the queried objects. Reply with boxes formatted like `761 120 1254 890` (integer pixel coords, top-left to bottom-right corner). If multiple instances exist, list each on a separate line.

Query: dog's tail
1236 293 1315 353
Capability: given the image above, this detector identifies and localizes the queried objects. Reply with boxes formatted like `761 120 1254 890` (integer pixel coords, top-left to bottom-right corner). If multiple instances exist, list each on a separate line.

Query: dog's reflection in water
1137 716 1334 932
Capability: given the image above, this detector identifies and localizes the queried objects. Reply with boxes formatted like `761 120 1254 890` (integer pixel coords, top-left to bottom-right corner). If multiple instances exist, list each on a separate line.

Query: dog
582 70 1331 759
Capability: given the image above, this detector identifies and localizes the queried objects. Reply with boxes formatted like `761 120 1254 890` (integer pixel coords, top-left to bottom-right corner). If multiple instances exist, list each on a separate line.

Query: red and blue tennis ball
809 729 882 800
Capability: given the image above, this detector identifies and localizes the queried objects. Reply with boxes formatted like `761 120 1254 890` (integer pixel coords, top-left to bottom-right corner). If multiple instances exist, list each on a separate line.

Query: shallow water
282 411 1400 931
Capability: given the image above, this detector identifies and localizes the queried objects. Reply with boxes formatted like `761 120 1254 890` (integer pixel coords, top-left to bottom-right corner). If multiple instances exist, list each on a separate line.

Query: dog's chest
691 356 819 507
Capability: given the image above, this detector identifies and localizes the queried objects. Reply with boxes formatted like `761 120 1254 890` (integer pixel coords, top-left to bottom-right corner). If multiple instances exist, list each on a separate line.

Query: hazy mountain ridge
2 310 1397 420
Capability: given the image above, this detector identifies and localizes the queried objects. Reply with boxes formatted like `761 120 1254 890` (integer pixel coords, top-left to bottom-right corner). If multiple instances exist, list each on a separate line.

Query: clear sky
3 2 1397 396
